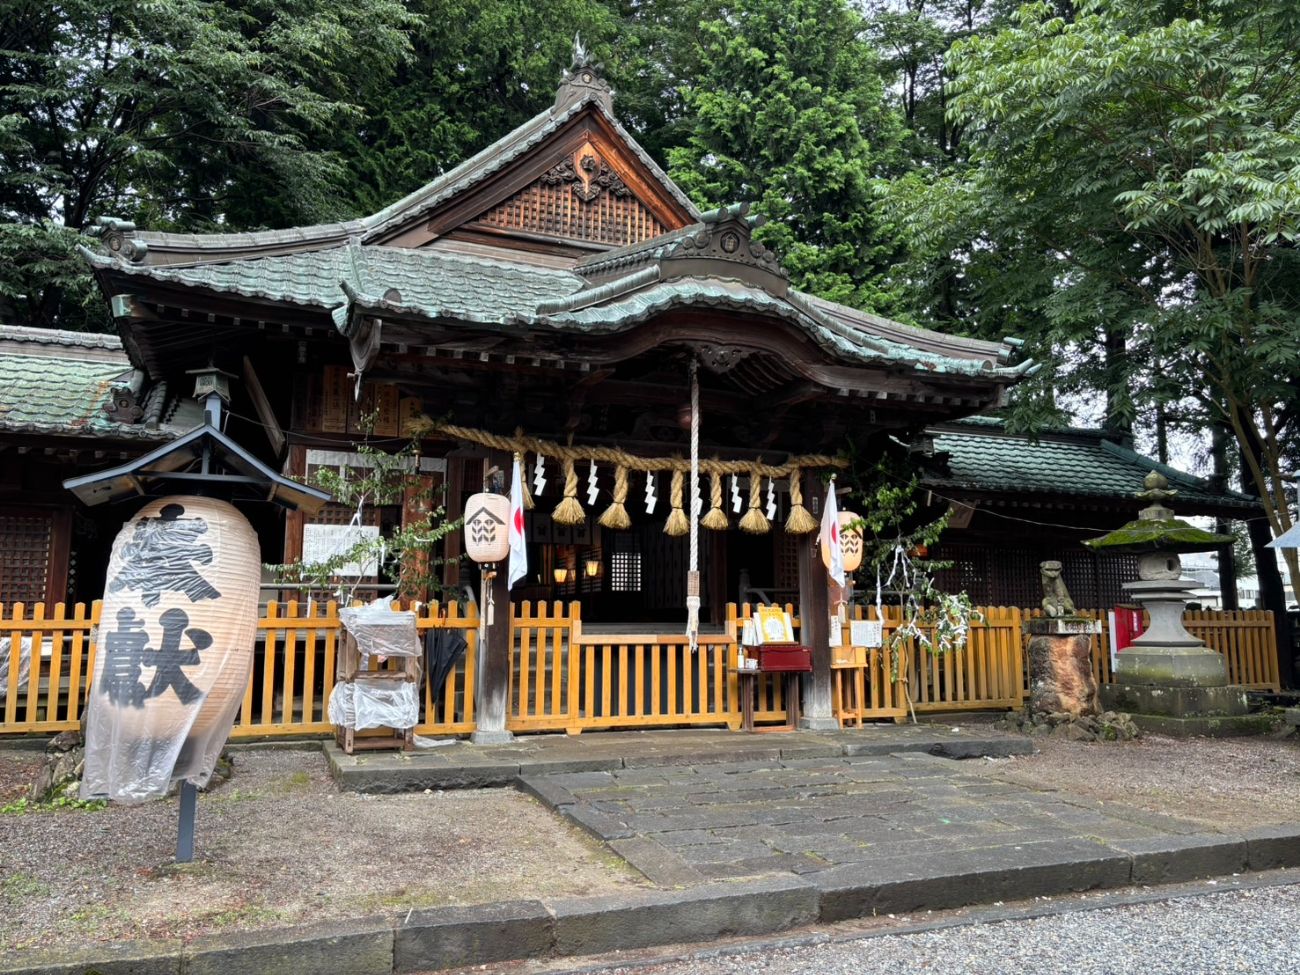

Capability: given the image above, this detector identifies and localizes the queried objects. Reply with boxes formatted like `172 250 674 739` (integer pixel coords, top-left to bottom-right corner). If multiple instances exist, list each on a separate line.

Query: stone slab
516 774 579 808
815 840 1132 921
393 899 552 973
184 916 394 975
607 836 708 887
549 875 819 956
1100 683 1248 717
1124 712 1280 738
0 946 182 975
1107 834 1248 885
1242 824 1300 870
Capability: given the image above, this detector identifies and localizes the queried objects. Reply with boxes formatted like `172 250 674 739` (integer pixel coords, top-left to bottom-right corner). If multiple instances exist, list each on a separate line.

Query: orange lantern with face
81 497 260 803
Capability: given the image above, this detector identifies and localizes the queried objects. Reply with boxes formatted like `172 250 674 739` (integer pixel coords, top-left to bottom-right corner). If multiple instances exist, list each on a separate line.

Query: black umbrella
424 627 468 695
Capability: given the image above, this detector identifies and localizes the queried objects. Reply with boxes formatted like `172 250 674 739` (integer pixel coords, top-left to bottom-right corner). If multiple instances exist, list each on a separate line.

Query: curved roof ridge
801 292 1009 361
0 323 125 351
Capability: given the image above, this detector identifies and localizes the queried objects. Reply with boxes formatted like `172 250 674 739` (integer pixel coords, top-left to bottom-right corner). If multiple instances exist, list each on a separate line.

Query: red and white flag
508 455 528 589
820 480 844 588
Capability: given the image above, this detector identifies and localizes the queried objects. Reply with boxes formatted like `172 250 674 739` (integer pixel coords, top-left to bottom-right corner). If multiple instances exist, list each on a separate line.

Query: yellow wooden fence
0 600 1281 737
510 602 744 733
0 600 479 739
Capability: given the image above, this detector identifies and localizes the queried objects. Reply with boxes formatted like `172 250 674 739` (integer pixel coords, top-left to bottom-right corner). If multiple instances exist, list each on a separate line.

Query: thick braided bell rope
686 359 701 651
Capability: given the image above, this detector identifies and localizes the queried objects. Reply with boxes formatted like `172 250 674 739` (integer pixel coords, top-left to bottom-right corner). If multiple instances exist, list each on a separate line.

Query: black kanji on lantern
109 503 221 607
145 608 211 705
99 607 152 709
98 606 212 709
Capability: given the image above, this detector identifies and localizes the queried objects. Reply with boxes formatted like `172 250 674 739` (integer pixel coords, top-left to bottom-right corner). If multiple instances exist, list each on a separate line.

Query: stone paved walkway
522 752 1217 888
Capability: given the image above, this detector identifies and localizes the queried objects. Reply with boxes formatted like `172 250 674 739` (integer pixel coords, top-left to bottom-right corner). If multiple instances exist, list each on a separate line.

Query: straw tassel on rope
553 457 585 526
701 470 729 530
520 456 535 510
738 470 770 534
513 432 534 509
664 469 688 536
784 469 817 534
598 464 631 529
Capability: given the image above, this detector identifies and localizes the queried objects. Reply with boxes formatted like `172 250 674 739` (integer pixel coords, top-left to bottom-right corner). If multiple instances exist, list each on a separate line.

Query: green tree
666 0 906 310
889 0 1300 597
335 0 619 216
0 0 415 330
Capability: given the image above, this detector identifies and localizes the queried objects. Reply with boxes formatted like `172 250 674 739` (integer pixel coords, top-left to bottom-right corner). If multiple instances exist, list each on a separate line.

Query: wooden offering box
755 644 813 673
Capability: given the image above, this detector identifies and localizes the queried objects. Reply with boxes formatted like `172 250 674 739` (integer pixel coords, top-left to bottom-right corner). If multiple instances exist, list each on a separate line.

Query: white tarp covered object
327 680 420 731
81 497 260 804
0 635 36 697
339 596 421 659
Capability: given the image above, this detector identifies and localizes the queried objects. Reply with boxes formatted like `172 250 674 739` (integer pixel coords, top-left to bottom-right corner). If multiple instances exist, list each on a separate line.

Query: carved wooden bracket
542 146 630 204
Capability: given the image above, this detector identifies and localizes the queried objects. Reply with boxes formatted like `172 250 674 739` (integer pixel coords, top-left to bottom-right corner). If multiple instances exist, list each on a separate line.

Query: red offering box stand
755 644 813 673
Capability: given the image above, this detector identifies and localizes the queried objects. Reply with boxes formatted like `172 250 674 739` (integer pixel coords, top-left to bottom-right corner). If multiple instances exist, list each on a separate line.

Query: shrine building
0 46 1259 734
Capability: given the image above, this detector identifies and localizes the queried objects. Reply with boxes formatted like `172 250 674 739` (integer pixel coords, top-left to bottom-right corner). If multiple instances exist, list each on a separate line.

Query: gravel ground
980 732 1300 827
570 884 1300 975
0 747 646 950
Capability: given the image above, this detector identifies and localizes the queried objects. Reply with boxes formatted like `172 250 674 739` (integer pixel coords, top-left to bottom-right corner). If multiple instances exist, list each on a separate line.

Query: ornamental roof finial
556 32 613 112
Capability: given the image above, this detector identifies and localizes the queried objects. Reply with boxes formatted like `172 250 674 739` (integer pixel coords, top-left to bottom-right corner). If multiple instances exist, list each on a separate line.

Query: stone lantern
1085 471 1252 734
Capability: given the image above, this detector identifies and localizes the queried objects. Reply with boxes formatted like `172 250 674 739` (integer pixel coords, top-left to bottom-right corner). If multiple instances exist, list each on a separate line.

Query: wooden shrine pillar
471 450 514 744
797 471 838 730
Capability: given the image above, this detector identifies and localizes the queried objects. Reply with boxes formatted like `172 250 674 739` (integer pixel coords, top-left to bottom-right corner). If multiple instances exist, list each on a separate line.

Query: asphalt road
547 881 1300 975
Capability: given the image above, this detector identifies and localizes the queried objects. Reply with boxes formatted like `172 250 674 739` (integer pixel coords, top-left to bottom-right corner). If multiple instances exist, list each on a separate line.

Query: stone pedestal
1101 576 1257 736
1025 618 1101 717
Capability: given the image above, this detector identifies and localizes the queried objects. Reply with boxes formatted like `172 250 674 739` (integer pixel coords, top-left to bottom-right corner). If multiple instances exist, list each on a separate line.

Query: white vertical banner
820 480 844 588
508 455 528 589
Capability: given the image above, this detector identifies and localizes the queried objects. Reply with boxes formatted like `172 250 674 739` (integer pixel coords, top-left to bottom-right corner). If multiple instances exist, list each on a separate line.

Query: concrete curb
7 825 1300 975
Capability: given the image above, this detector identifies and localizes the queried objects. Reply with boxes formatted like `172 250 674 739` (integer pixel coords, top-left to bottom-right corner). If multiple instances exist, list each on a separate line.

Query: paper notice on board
302 524 380 577
851 620 883 648
829 619 842 647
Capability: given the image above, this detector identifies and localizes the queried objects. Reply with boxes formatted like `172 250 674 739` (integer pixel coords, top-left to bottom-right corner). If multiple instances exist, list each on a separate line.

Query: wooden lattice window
0 509 54 603
469 154 668 247
609 533 642 593
774 531 800 592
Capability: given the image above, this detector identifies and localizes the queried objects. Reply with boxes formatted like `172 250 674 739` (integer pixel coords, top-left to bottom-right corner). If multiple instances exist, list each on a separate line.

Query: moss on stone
1084 518 1234 554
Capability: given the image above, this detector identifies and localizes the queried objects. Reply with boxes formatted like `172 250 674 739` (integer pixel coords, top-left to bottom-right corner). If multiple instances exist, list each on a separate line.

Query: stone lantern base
1099 651 1262 738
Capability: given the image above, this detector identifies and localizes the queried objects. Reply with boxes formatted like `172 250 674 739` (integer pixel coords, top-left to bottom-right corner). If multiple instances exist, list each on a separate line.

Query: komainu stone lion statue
1040 560 1076 618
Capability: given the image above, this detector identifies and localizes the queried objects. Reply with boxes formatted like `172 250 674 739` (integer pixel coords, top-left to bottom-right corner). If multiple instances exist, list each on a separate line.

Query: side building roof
924 418 1257 517
0 324 201 441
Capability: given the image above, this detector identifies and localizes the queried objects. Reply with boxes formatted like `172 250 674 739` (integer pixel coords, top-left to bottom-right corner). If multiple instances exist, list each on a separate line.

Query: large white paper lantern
81 496 260 803
464 492 510 563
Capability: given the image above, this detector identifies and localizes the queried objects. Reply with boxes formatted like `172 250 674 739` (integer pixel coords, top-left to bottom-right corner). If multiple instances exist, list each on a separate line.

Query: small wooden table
735 644 812 732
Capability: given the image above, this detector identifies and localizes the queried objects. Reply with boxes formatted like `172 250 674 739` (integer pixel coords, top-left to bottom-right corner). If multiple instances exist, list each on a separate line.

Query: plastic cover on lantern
339 596 421 658
327 680 420 731
81 497 261 804
0 635 36 697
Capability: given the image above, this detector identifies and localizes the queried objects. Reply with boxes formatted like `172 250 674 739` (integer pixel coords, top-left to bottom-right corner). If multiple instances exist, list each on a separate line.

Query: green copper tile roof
84 245 586 321
927 423 1256 510
0 325 196 440
84 240 1032 379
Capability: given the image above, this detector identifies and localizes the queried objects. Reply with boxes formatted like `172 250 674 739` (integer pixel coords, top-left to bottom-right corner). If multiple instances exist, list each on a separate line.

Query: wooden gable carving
465 139 670 248
377 106 695 253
